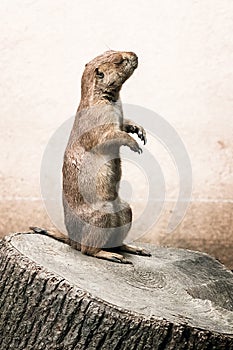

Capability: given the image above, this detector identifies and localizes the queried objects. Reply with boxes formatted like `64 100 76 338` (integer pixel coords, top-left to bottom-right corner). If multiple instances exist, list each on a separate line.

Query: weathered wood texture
0 233 233 350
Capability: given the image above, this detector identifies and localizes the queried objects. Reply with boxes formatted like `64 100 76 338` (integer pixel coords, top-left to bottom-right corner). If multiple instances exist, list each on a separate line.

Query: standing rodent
31 50 151 264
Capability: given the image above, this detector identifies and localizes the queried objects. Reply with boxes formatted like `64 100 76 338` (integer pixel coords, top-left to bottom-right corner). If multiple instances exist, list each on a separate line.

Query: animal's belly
95 158 121 201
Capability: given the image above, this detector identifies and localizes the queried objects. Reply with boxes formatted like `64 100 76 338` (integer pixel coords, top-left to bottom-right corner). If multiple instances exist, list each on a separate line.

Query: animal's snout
131 55 138 69
123 52 138 68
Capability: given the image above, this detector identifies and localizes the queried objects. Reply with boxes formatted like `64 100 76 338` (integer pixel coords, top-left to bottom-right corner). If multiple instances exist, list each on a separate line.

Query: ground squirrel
31 50 151 264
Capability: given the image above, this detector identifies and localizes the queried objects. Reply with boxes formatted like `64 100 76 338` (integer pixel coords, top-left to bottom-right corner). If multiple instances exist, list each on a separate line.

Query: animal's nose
124 52 138 68
131 55 138 68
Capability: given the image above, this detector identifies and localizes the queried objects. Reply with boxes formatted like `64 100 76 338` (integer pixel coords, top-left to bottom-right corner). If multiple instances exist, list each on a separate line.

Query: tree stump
0 233 233 350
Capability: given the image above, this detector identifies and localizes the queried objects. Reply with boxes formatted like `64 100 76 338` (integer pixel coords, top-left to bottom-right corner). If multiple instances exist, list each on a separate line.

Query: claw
138 147 143 154
29 226 47 234
125 123 147 146
120 244 151 257
111 257 124 263
94 250 133 264
136 127 147 145
142 134 147 145
136 248 151 256
130 142 142 154
121 258 133 264
110 254 133 264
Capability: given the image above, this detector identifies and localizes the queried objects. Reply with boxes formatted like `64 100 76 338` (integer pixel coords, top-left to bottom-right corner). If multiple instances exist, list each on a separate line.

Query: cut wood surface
0 232 233 350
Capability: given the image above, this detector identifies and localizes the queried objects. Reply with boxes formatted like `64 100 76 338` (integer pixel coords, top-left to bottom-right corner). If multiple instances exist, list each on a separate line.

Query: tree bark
0 232 233 350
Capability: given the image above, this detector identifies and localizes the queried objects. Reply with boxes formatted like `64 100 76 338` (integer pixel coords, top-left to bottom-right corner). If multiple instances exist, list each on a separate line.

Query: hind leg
79 201 133 263
64 197 135 263
80 231 132 264
80 220 132 264
113 200 151 256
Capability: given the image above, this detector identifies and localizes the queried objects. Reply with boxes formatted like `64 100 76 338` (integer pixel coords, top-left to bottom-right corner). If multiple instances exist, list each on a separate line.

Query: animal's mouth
109 81 116 87
103 90 117 102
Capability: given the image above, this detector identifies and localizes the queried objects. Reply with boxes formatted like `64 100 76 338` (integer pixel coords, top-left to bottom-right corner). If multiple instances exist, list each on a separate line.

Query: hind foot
119 244 151 256
94 250 133 264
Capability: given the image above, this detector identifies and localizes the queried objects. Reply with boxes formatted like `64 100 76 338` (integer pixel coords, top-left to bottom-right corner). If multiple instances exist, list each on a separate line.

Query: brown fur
31 50 150 263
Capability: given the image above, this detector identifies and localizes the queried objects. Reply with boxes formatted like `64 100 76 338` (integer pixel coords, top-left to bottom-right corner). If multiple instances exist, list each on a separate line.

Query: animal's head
80 50 138 107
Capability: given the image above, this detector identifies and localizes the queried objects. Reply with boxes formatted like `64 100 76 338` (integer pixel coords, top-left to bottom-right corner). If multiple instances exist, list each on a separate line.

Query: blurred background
0 0 232 268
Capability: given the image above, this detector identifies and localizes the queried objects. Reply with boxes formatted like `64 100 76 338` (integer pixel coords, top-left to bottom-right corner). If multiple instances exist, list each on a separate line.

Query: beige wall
1 1 232 267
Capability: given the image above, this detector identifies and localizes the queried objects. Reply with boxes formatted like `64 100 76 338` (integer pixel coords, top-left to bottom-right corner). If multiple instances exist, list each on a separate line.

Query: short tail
29 226 70 244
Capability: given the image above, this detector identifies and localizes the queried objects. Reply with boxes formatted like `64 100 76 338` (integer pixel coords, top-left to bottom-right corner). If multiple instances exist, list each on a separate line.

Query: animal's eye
96 68 104 79
115 58 125 65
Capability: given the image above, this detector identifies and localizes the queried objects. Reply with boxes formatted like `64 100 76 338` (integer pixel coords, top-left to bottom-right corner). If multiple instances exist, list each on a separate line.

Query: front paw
130 140 142 154
136 126 147 145
127 125 147 145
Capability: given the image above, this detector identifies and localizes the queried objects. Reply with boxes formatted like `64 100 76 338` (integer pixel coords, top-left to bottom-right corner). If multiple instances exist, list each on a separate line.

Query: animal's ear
95 68 104 79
